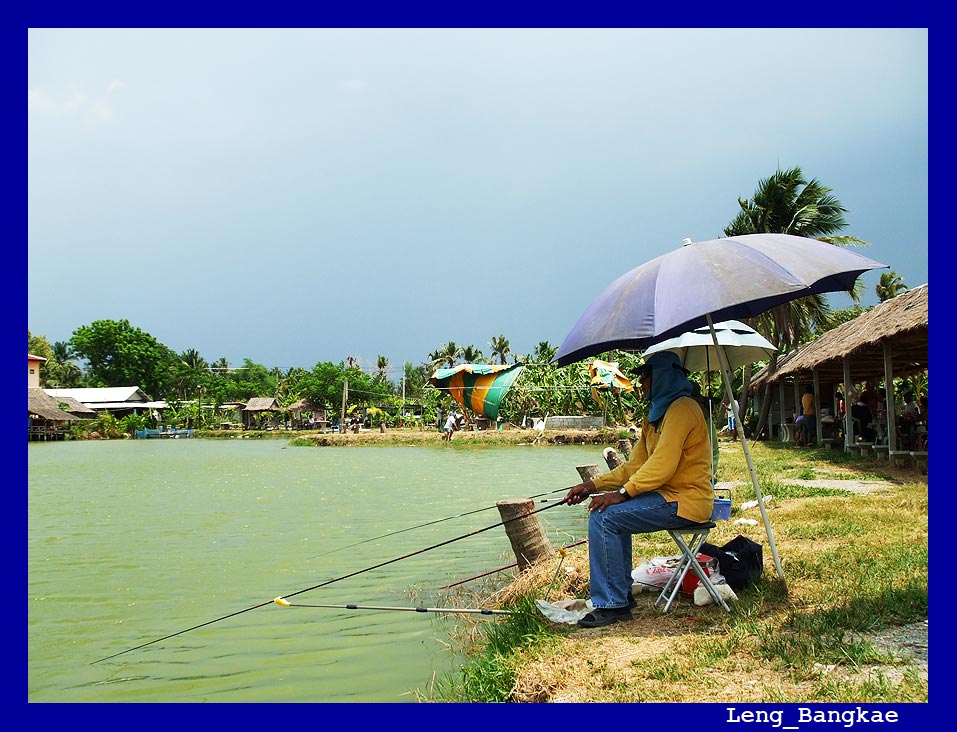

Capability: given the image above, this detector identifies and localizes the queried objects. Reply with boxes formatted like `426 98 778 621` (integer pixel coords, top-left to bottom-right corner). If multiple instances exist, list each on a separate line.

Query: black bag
699 535 763 591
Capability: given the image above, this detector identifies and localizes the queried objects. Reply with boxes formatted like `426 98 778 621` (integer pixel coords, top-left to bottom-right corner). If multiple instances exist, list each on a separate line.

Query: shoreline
196 426 629 447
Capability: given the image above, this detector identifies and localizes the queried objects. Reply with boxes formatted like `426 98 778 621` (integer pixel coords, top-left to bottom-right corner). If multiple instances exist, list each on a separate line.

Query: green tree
724 166 869 437
376 355 390 381
69 319 179 397
530 341 557 364
489 335 511 365
52 340 84 387
460 344 485 364
876 271 908 302
432 342 461 368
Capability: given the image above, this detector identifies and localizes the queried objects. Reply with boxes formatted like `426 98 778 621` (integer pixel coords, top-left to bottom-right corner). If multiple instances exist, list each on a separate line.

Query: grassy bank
420 440 928 703
196 425 629 447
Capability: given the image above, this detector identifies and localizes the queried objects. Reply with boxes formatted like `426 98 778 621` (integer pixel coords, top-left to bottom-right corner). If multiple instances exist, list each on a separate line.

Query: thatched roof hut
750 284 927 388
28 388 82 422
243 397 280 412
53 395 97 418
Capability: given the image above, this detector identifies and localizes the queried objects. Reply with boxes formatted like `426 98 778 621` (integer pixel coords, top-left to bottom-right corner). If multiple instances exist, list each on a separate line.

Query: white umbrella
642 320 777 372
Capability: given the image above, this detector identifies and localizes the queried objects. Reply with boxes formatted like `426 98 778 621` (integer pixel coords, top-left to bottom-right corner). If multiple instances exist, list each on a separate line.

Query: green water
28 439 597 702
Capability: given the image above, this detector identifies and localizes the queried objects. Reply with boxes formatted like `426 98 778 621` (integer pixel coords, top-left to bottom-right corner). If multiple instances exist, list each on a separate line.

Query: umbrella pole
707 314 787 591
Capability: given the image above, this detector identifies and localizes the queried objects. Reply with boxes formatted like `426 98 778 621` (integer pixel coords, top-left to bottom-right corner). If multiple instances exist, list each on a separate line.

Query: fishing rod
92 495 570 665
305 484 570 561
273 598 511 615
438 538 588 589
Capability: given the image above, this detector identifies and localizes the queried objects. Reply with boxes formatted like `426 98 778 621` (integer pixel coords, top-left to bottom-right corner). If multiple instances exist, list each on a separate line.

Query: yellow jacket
592 396 713 523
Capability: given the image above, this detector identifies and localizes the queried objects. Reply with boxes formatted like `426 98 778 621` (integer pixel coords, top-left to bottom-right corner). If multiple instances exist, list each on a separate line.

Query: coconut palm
531 341 557 364
432 342 461 368
876 271 908 302
376 355 390 380
51 340 83 386
724 166 870 437
489 334 511 365
460 344 485 364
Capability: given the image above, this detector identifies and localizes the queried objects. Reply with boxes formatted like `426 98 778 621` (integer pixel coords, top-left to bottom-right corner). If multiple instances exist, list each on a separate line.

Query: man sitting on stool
564 351 713 628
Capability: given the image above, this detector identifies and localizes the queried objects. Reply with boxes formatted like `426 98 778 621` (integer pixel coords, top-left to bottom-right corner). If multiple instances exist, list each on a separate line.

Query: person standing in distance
564 350 713 628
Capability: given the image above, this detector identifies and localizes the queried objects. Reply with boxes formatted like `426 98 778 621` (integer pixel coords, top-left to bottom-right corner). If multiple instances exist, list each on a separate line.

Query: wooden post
576 464 602 482
496 498 553 571
603 447 623 470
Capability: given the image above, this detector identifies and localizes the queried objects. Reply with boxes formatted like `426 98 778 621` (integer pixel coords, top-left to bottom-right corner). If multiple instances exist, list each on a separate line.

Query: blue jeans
587 491 700 609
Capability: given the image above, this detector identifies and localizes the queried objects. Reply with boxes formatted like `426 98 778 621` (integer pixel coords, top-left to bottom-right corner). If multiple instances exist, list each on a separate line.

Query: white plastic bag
535 598 593 624
632 556 679 590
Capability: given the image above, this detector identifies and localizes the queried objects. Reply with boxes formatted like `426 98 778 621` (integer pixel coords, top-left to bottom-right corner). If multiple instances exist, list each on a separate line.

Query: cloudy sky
27 27 928 380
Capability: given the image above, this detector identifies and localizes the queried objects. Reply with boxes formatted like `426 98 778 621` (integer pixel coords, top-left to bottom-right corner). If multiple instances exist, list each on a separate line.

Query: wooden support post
576 464 602 482
495 498 553 571
603 447 623 470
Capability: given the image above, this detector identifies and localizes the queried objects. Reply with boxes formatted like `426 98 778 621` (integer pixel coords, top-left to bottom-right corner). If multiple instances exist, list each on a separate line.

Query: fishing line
305 485 570 561
92 495 569 665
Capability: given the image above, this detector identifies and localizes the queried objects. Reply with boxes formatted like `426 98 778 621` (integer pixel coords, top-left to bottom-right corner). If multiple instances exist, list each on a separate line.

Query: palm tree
433 342 461 368
876 271 908 301
489 334 511 365
181 348 208 371
51 340 83 386
376 355 390 380
460 344 485 364
531 341 557 364
724 166 870 437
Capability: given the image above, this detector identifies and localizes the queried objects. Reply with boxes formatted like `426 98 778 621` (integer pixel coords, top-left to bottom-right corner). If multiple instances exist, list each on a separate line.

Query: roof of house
53 395 97 416
28 388 81 421
243 397 280 412
45 386 153 404
28 354 48 362
750 284 928 388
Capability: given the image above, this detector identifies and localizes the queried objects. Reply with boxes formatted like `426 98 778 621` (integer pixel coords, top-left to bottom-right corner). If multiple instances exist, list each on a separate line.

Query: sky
26 27 928 382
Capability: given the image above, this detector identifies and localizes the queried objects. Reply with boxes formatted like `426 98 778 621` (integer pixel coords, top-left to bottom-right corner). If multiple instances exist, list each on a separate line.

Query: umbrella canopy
429 363 524 420
554 233 887 367
642 320 777 372
553 233 888 590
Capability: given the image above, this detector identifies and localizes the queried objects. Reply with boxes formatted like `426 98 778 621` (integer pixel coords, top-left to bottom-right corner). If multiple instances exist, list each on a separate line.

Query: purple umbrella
555 233 887 367
554 233 888 589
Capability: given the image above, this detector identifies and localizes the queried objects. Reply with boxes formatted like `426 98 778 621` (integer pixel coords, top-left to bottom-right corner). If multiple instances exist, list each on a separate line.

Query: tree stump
576 464 602 482
496 498 553 571
603 447 624 470
617 438 634 457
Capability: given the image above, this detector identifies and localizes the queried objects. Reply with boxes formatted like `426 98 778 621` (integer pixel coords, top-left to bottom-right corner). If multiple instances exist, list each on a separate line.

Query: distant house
44 386 168 418
28 354 46 388
242 397 281 429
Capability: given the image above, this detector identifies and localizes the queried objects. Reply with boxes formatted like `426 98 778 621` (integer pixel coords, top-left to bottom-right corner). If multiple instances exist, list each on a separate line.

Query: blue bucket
711 488 732 521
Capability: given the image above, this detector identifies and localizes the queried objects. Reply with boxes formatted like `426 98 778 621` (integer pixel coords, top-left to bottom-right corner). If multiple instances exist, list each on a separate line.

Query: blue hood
644 351 693 425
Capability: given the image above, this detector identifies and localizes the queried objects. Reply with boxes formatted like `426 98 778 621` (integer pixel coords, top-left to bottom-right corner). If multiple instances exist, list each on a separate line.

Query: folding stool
654 522 731 613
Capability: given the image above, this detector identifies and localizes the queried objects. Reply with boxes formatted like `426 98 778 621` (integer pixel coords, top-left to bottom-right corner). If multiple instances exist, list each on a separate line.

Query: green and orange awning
588 359 634 405
429 363 524 419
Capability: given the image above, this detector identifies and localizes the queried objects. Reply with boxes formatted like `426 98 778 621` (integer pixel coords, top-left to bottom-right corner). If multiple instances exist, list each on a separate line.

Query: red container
681 554 713 596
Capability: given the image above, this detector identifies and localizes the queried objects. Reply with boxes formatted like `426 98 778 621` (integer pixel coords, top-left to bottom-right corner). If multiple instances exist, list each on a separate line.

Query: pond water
28 438 601 702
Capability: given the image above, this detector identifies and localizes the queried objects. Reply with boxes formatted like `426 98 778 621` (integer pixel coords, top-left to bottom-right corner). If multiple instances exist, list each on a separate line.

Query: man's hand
565 481 595 505
587 490 627 513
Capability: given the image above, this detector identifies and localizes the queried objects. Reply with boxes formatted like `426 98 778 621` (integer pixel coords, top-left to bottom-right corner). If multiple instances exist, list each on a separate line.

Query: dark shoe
628 591 637 608
578 606 632 628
